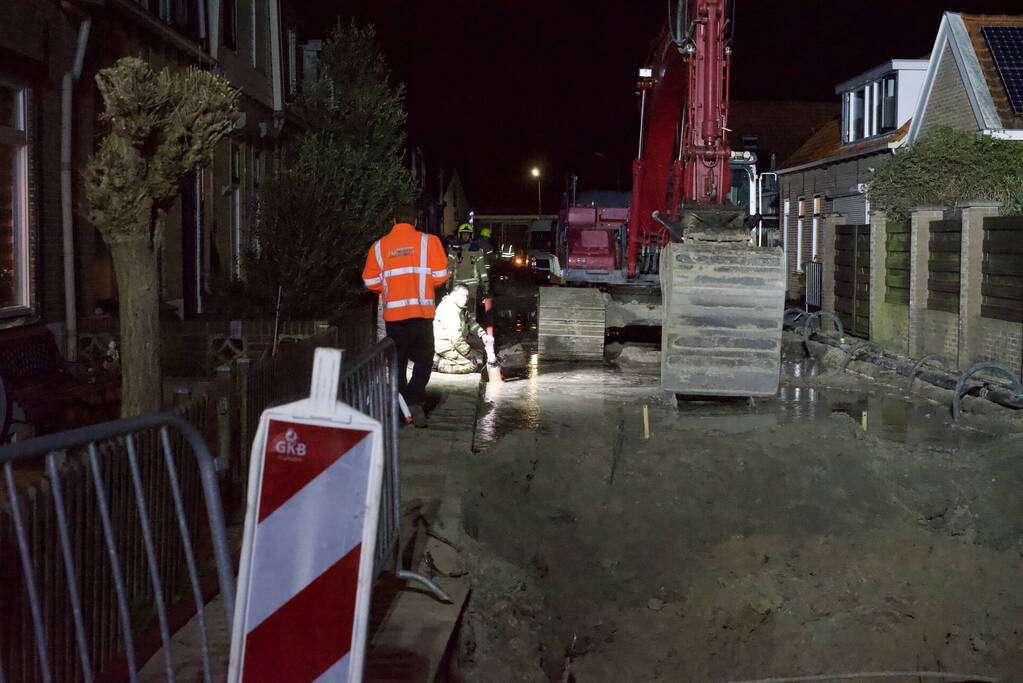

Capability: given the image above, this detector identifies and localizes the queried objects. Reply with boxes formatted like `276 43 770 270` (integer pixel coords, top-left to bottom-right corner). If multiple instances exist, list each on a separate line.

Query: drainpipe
61 1 91 361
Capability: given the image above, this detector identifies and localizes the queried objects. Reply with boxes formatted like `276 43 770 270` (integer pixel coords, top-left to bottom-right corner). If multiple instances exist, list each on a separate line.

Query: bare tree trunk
110 238 162 416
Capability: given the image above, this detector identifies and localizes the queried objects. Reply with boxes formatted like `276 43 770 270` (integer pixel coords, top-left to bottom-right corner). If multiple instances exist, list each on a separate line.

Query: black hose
952 361 1023 422
800 333 1023 414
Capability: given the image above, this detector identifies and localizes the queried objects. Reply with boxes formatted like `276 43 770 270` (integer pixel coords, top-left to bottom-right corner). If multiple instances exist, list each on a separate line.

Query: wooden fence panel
982 216 1023 322
885 219 910 304
927 219 961 314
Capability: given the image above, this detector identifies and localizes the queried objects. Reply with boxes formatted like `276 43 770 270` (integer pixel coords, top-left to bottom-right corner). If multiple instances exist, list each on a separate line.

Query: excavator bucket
659 242 786 397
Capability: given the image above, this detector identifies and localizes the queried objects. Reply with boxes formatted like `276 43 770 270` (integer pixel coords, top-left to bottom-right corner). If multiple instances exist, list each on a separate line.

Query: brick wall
918 45 979 137
974 317 1023 375
779 153 894 299
917 309 959 361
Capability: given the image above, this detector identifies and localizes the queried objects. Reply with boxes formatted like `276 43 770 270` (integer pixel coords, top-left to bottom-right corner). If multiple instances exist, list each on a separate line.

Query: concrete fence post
869 211 886 345
821 213 845 315
908 207 945 357
958 201 1002 370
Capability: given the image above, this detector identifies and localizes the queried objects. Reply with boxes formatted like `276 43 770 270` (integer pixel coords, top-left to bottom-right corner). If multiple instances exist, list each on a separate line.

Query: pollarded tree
243 22 417 319
83 57 239 416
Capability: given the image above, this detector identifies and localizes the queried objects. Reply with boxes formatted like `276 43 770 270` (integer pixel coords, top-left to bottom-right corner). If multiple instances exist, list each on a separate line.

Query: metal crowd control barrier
0 410 234 683
804 260 823 312
336 339 449 602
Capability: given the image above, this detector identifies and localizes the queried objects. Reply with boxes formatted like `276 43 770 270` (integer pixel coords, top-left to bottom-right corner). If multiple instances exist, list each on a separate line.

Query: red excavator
538 0 785 401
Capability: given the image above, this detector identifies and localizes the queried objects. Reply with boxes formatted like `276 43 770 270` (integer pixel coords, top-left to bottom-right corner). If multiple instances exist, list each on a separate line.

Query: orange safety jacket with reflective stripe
362 223 450 321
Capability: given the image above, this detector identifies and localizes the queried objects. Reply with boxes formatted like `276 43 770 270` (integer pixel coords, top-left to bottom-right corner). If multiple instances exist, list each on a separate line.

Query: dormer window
843 73 898 143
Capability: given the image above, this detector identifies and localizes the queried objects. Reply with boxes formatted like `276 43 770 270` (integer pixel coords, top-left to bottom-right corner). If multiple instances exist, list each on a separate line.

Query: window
796 197 805 271
252 0 270 73
880 74 897 133
845 73 899 143
147 0 203 42
852 89 865 140
0 82 30 313
223 0 237 50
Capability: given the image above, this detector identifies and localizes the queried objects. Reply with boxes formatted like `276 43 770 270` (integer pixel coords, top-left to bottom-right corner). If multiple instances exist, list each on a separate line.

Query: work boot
410 403 428 428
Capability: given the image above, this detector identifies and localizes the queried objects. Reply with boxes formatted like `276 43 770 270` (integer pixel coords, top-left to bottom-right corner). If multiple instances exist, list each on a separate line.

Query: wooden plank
886 234 911 251
886 253 910 270
981 283 1023 299
984 216 1023 231
981 253 1023 275
927 279 961 294
886 273 911 287
981 303 1023 322
928 256 961 273
929 219 962 233
983 231 1023 254
885 289 910 305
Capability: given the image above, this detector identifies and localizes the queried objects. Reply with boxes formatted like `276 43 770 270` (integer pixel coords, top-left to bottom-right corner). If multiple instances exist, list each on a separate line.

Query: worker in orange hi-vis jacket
363 208 450 428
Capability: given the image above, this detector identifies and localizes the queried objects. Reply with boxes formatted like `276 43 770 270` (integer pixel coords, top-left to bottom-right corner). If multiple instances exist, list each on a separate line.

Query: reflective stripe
432 269 449 278
384 298 435 309
418 234 428 306
374 241 387 299
363 276 382 286
383 266 432 277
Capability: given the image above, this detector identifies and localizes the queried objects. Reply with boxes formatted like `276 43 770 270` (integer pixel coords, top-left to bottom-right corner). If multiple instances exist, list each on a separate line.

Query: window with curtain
0 82 30 313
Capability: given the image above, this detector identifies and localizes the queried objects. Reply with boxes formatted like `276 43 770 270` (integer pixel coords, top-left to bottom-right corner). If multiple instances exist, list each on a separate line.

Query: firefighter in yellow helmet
447 223 490 314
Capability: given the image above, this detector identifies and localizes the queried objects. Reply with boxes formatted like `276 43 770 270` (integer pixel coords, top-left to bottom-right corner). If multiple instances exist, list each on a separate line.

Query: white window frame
782 198 790 260
796 197 805 272
811 194 823 261
0 81 32 317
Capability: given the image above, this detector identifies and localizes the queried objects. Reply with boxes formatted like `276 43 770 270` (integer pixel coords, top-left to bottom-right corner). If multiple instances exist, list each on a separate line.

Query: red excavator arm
626 0 735 277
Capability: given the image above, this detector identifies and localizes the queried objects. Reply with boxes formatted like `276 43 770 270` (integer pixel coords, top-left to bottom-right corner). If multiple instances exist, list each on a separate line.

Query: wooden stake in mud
643 405 650 439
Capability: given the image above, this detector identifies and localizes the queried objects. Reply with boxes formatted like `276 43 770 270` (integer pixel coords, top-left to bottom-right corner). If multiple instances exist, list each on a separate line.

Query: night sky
313 1 1023 213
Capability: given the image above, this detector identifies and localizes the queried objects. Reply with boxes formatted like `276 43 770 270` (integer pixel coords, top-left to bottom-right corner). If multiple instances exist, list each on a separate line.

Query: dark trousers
385 318 434 407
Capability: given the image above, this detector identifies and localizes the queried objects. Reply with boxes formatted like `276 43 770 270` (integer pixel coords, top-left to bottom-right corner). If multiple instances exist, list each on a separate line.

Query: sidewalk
364 372 481 682
137 373 483 682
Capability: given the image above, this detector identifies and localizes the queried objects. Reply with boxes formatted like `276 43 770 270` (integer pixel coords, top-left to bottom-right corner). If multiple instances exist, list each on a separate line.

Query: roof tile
783 119 910 169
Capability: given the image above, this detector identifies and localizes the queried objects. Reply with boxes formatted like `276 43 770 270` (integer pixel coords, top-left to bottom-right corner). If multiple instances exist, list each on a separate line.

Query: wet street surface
447 277 1023 682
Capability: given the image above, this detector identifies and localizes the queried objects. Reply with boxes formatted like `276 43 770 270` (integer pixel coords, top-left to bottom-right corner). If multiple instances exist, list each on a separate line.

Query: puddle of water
474 355 1003 453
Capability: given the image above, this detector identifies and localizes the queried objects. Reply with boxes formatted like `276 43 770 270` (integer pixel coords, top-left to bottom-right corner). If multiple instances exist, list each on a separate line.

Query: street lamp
531 166 541 214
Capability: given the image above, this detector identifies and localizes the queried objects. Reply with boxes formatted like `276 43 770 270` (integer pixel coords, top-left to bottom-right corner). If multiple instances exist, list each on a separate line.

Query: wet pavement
475 347 1003 454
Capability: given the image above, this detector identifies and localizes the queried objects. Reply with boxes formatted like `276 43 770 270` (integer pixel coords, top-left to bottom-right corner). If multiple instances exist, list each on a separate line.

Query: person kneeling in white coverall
433 284 494 374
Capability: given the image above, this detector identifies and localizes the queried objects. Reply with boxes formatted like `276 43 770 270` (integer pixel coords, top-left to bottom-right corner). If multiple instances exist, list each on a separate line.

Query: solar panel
982 25 1023 116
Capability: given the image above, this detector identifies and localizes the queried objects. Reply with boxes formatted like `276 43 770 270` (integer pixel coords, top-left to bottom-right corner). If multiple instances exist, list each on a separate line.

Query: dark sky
313 1 1023 213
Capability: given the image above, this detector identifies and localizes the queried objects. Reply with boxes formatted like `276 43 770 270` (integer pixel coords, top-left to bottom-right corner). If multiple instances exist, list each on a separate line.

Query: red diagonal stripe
242 543 362 681
258 420 370 522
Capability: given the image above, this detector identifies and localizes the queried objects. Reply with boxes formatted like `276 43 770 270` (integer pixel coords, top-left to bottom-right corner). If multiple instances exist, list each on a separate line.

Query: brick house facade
0 0 321 357
776 59 928 300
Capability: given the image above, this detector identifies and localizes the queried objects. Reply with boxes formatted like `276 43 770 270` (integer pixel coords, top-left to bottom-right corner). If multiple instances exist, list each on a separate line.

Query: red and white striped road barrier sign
229 348 383 682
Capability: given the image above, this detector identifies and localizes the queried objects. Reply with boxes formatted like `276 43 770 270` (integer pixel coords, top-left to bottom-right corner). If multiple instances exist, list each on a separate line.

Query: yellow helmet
457 223 473 234
480 227 492 238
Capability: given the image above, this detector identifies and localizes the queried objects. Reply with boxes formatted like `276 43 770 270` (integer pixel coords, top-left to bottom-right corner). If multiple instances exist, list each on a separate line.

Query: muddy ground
445 276 1023 682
